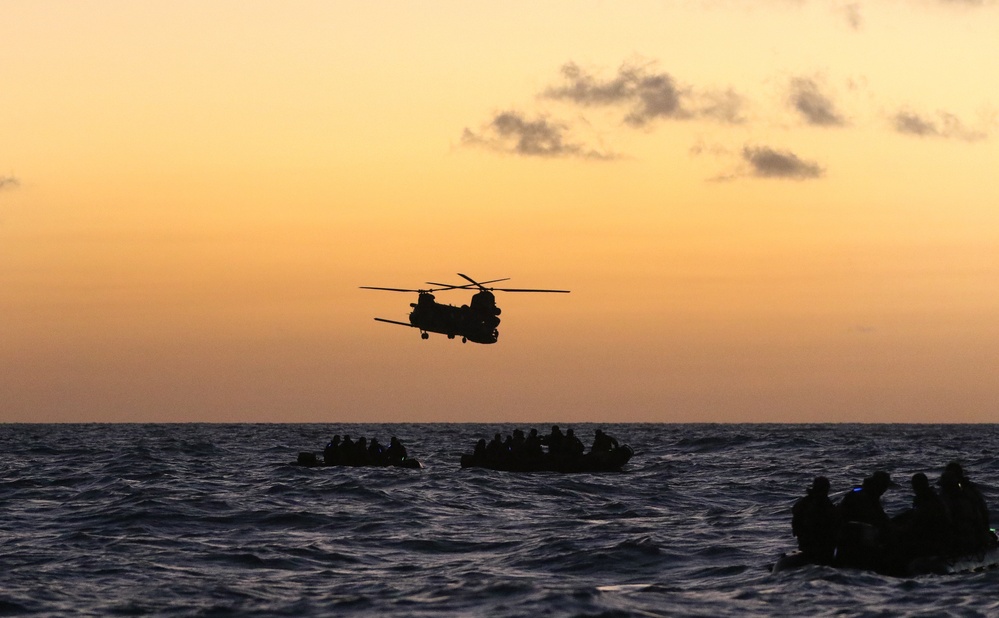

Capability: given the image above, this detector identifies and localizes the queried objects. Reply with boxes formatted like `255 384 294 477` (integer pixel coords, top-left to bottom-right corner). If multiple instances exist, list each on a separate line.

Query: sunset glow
3 1 998 422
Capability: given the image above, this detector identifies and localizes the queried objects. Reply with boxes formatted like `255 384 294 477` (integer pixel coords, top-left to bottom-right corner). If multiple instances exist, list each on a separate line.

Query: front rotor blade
425 281 470 289
374 317 417 327
360 286 423 293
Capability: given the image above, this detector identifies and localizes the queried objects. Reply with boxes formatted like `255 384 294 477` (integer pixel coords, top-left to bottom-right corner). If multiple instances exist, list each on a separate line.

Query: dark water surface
2 424 998 616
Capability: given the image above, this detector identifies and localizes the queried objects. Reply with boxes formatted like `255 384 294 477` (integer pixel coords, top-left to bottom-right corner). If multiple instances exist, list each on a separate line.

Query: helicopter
360 273 569 344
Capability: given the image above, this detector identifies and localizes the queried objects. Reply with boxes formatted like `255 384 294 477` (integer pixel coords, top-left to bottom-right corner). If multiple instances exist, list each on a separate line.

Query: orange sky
2 1 998 423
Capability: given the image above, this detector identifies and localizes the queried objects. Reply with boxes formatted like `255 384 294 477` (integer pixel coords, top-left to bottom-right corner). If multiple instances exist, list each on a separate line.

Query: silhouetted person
486 433 504 464
543 426 565 456
324 435 341 465
512 429 526 457
386 437 408 465
340 435 354 462
840 470 893 533
353 437 369 466
895 472 951 560
368 438 385 464
591 429 619 454
524 429 544 462
792 476 840 564
563 429 585 459
938 462 994 554
837 470 895 569
471 438 487 464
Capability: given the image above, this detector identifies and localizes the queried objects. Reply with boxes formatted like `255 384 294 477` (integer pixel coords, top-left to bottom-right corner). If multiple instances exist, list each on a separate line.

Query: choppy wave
1 423 998 616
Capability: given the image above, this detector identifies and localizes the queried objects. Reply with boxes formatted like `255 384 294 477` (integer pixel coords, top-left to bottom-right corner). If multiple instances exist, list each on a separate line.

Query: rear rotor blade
426 277 510 290
491 287 570 293
457 273 486 290
456 274 569 293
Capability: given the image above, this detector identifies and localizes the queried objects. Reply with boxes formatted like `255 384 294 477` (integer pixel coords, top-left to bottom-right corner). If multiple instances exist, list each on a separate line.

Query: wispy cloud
742 145 825 179
892 109 988 141
936 0 990 6
839 3 863 29
698 88 747 125
544 62 687 127
461 111 617 160
0 175 20 191
705 144 824 182
543 61 746 127
788 77 848 127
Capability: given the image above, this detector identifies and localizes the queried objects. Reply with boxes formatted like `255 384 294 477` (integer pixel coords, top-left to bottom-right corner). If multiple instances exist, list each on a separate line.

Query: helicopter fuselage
408 291 500 344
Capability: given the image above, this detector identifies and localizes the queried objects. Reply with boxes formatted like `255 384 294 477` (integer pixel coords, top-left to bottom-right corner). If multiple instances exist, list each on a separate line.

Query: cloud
936 0 988 6
543 61 745 127
543 62 643 107
788 77 847 127
698 88 747 124
689 138 732 158
0 175 20 191
544 62 686 127
461 111 617 160
892 109 988 141
742 145 824 179
839 3 863 29
893 111 937 136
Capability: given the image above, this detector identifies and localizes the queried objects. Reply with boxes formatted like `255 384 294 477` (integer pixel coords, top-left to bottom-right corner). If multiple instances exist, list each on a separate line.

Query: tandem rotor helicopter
360 273 569 344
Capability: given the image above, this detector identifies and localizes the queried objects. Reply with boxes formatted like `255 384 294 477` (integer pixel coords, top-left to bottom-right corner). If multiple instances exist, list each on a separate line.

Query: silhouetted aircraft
361 273 569 344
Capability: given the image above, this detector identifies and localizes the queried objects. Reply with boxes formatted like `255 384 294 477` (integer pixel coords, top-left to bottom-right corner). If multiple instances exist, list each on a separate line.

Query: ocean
2 423 997 617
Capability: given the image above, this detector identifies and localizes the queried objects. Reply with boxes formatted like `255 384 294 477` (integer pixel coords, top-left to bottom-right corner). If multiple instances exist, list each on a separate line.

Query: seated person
792 476 840 563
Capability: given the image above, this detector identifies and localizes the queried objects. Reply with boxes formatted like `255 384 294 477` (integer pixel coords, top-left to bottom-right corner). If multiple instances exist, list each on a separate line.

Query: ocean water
1 423 998 617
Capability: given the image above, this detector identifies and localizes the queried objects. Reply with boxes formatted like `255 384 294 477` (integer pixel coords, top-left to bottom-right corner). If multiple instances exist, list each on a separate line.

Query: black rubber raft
772 523 999 577
294 452 424 469
772 546 999 576
459 445 634 473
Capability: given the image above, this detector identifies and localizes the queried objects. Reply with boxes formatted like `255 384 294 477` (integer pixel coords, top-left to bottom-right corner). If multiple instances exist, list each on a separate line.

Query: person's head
912 472 930 492
810 476 830 497
864 470 892 496
939 461 964 489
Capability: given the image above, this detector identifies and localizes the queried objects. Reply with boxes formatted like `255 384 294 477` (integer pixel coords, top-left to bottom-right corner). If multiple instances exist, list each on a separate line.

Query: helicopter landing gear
421 332 429 340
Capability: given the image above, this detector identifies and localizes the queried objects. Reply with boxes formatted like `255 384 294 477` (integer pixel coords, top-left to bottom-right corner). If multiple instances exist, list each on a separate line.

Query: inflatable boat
294 451 424 469
460 445 633 473
772 523 999 576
